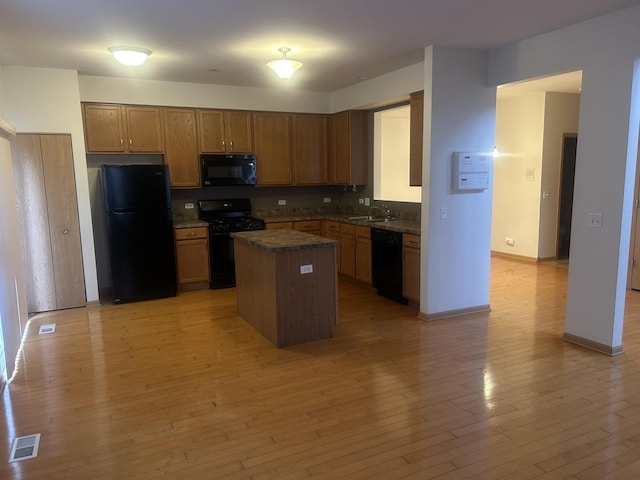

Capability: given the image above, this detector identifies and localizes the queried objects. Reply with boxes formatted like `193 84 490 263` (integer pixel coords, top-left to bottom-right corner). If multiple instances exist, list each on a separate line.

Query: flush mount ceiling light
267 47 303 79
108 46 152 66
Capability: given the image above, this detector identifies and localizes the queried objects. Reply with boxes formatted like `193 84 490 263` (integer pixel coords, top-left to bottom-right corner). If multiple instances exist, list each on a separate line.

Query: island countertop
231 229 339 251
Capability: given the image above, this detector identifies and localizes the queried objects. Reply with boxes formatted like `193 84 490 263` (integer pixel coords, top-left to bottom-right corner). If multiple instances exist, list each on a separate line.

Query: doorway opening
556 134 578 260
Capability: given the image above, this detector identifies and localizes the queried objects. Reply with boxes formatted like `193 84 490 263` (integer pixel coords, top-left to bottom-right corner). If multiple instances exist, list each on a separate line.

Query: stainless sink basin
347 216 388 222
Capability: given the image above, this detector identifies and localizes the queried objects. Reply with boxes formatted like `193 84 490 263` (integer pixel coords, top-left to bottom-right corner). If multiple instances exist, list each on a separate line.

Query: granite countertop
257 213 421 235
174 220 209 229
232 229 339 251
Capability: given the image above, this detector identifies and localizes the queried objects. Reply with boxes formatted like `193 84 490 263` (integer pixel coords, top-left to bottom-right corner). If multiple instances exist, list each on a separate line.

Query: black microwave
201 154 257 186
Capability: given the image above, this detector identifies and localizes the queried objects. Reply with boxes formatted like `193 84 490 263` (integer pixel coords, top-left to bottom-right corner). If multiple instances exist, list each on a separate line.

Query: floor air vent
38 324 56 335
9 433 40 462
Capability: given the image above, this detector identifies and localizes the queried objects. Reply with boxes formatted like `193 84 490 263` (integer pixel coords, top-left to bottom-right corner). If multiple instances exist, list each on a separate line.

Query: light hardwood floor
3 257 640 479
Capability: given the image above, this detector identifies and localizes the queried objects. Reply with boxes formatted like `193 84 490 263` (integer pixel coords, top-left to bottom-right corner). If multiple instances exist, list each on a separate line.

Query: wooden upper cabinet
197 109 253 153
253 112 293 186
409 91 424 186
331 110 368 185
163 108 200 188
82 103 163 153
293 114 328 185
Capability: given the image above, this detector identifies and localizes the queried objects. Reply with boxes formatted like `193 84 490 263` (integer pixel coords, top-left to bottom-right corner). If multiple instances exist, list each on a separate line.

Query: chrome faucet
369 203 393 219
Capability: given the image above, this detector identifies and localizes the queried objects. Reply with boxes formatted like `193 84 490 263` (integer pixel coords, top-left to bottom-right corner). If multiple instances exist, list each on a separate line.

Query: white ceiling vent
9 433 41 462
38 324 56 335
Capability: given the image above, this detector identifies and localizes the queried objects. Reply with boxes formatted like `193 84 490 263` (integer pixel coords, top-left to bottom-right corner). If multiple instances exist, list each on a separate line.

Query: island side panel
234 240 279 345
274 246 337 347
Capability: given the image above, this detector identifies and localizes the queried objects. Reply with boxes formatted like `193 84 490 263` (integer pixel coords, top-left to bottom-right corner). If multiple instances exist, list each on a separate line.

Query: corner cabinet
197 109 253 154
331 110 368 185
409 91 424 186
163 108 199 188
82 103 163 153
254 112 293 186
175 227 210 285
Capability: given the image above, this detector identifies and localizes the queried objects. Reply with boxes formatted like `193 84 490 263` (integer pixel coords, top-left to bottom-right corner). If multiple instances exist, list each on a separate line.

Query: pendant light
267 48 303 79
109 46 152 66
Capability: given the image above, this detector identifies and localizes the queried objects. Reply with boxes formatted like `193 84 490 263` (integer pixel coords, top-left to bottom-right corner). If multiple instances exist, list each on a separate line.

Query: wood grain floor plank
3 257 640 479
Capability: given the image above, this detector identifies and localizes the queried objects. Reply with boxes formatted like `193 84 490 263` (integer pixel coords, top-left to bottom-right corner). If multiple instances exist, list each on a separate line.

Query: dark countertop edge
232 230 340 252
257 214 421 235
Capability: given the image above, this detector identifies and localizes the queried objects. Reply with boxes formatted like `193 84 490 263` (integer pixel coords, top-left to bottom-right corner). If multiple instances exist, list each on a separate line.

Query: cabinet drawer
294 220 322 233
175 227 207 240
324 220 340 235
266 222 294 230
355 225 370 240
403 233 420 249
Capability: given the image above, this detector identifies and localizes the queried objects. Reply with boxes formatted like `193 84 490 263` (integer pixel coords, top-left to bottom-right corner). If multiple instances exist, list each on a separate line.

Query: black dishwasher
371 228 408 304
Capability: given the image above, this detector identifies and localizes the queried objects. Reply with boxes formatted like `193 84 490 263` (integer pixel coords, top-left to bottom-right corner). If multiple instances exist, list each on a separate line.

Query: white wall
1 67 99 303
493 93 545 258
79 76 330 113
539 92 581 258
489 5 640 348
422 46 496 317
0 116 28 381
331 62 424 112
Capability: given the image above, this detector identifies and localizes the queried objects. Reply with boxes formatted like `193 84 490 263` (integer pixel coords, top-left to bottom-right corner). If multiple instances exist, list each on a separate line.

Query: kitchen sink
347 215 388 222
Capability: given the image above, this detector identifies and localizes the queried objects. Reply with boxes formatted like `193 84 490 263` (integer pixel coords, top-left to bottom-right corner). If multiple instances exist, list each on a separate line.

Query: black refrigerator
101 164 177 304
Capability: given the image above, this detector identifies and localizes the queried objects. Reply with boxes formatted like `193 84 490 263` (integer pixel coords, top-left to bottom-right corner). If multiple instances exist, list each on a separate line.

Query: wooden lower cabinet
175 227 210 284
266 222 294 230
403 233 421 302
355 226 372 285
338 223 371 284
322 220 341 270
294 220 322 236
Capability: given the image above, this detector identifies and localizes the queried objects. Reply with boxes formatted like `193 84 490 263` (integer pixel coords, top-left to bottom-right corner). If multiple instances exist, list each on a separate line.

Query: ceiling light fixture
267 47 302 79
108 46 152 66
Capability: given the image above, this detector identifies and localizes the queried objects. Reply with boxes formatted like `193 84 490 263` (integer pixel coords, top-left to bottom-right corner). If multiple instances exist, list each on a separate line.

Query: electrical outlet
324 197 331 203
184 202 194 209
364 198 370 206
505 237 515 246
278 199 286 206
359 198 364 204
300 264 313 274
440 207 447 220
588 213 603 228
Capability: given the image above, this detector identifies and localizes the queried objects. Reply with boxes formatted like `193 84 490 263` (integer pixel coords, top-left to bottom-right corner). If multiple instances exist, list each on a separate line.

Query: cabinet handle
229 141 233 151
120 139 124 151
129 139 133 150
63 229 68 235
222 140 225 150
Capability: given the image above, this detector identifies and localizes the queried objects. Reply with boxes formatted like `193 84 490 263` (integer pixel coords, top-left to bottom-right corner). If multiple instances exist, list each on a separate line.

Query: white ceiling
1 0 638 92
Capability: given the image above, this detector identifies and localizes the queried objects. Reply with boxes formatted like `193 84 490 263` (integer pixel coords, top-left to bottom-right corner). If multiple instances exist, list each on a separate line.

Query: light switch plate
278 199 286 206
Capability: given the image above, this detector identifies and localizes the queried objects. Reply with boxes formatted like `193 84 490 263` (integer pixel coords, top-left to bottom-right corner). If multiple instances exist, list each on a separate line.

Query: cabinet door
254 112 293 185
339 223 356 278
83 103 126 152
293 114 328 185
225 111 254 153
124 106 163 152
323 220 341 271
332 110 368 185
409 91 424 186
355 226 371 285
175 238 210 283
198 109 226 153
403 234 421 302
163 108 200 188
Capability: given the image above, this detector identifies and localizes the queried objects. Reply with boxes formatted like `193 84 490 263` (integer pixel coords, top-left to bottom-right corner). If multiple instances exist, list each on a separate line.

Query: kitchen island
231 229 339 348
